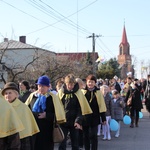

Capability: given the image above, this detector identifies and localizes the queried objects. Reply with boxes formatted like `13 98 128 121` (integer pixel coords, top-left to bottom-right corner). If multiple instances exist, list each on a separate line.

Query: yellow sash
81 89 107 113
57 89 93 115
25 91 66 124
0 97 24 138
11 99 40 139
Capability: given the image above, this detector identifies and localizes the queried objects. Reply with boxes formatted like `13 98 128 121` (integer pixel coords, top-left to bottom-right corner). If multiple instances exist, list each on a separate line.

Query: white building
0 36 56 88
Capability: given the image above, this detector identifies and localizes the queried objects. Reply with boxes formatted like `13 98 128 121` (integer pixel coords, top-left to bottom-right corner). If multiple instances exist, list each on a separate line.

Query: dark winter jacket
29 94 55 150
104 93 112 116
126 84 143 110
60 83 83 126
111 97 125 121
19 90 31 103
115 82 122 93
82 86 106 127
144 81 150 99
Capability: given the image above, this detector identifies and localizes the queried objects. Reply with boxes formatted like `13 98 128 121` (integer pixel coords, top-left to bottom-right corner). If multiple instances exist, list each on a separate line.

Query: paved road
54 105 150 150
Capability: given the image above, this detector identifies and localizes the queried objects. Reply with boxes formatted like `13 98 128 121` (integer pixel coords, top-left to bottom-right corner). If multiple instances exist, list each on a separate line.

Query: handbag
53 123 64 143
127 96 132 106
127 90 136 106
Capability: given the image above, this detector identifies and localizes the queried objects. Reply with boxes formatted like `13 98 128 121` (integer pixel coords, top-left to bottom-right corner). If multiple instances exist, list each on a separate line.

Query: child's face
86 80 96 89
113 93 119 99
111 86 115 90
102 87 108 95
65 82 75 91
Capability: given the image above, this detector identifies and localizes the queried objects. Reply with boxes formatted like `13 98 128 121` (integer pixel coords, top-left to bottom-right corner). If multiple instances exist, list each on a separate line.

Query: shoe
107 137 111 140
102 137 107 140
135 124 138 127
130 124 134 128
115 134 119 138
107 136 111 140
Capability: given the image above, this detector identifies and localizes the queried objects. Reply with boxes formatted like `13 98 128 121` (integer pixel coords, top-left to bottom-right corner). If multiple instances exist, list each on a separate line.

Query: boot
130 117 134 128
135 117 139 127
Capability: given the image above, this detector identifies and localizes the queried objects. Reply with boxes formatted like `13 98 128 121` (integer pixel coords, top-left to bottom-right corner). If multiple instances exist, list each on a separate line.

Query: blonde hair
64 74 76 84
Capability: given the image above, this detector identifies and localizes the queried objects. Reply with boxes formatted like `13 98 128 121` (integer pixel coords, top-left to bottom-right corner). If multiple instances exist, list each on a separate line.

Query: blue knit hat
36 75 50 86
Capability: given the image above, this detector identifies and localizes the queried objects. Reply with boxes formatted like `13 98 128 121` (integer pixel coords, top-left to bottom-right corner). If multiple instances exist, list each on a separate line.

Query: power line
1 0 90 38
97 38 116 56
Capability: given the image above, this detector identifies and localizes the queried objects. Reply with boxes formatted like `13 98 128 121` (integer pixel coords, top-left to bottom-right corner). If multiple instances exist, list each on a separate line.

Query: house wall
0 48 56 85
2 48 56 67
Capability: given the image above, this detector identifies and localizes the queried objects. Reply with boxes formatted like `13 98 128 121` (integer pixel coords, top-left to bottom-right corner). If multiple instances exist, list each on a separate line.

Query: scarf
25 91 66 123
82 88 107 113
32 93 49 113
58 88 93 115
20 90 27 96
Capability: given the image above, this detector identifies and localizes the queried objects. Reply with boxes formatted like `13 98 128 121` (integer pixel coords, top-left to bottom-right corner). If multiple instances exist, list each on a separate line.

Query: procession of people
0 72 148 150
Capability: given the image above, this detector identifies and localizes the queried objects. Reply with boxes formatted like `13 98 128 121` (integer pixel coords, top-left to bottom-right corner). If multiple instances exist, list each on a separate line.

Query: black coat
115 82 121 93
144 81 150 112
61 83 83 127
30 95 55 150
83 86 106 127
19 90 31 103
126 84 143 110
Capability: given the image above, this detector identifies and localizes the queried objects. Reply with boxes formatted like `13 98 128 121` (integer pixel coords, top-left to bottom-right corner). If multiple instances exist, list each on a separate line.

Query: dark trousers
59 125 79 150
130 107 140 118
82 126 98 150
21 137 31 150
0 133 20 150
78 130 83 148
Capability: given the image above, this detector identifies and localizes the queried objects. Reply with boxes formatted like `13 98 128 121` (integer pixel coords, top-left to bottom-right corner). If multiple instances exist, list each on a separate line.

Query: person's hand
74 123 82 130
38 112 46 119
120 101 123 105
102 121 106 125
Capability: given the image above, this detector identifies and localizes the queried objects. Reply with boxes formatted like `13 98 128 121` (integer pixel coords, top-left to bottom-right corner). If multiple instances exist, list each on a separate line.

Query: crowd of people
0 73 149 150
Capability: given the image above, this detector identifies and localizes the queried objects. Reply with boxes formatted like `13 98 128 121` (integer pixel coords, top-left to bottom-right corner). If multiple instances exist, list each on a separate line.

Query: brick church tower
118 25 133 79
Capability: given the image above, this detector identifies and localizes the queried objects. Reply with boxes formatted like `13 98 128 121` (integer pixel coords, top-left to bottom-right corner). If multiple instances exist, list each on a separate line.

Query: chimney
4 38 8 42
19 36 26 43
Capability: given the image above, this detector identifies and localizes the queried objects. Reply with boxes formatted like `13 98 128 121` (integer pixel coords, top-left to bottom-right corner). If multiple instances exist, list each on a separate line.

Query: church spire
121 25 128 45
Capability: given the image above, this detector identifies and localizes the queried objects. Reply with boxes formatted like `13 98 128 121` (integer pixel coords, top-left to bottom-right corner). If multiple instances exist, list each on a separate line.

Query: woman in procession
81 74 106 150
25 75 66 150
0 94 24 150
1 82 40 150
57 74 92 150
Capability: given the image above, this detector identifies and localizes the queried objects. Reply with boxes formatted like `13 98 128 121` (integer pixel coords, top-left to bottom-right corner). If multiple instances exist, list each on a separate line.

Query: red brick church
118 25 134 79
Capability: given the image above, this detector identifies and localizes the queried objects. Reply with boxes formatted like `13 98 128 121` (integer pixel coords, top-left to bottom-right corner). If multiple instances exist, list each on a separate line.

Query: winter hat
1 82 19 96
36 75 50 87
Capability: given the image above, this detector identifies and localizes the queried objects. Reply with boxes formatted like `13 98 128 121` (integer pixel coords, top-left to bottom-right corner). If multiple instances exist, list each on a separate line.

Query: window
120 47 123 55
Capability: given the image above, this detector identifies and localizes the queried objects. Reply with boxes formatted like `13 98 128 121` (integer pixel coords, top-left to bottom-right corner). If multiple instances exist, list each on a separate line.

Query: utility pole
141 60 144 79
87 33 100 75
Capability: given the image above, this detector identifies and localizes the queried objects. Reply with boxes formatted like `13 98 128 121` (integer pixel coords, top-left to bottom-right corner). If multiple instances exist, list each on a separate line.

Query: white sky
1 0 150 78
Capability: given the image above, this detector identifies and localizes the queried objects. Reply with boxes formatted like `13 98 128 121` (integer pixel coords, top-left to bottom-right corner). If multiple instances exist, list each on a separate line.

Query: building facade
118 25 134 79
0 36 56 88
